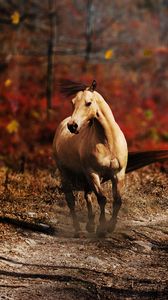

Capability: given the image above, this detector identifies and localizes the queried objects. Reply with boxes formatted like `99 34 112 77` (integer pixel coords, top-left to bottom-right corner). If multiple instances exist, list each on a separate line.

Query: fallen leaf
4 79 12 87
6 120 19 134
143 49 153 57
11 11 20 25
145 109 153 120
105 49 113 60
31 110 40 119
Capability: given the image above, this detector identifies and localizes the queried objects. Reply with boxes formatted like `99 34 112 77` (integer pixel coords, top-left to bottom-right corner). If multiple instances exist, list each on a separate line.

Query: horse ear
89 80 97 92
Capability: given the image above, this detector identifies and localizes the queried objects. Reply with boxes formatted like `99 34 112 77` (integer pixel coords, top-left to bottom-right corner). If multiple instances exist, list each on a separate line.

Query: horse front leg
108 177 124 233
84 189 95 233
87 172 107 237
63 188 81 237
60 171 81 237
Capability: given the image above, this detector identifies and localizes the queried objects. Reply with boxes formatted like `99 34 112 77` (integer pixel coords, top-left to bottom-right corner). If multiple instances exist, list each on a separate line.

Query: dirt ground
0 165 168 300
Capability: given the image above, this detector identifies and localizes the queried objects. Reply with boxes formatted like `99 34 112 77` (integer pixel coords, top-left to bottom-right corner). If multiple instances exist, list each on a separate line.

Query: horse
53 79 128 237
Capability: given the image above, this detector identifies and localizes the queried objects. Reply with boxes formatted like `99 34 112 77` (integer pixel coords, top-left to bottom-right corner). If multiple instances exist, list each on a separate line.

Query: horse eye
86 102 92 107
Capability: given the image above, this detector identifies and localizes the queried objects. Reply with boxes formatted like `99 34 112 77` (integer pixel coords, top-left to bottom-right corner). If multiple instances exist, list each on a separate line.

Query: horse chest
81 142 115 171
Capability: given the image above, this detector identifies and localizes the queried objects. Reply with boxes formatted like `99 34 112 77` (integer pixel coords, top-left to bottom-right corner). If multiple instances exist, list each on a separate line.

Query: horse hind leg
96 193 107 237
84 189 95 233
63 187 81 237
108 177 124 233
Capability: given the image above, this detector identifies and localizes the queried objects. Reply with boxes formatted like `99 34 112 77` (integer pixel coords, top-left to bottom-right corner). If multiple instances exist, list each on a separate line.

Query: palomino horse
53 80 128 237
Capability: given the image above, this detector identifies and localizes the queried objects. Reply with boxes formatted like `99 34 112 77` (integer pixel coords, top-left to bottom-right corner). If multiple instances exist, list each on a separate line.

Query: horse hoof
107 222 116 233
74 231 86 238
96 226 106 238
74 232 80 238
86 222 95 233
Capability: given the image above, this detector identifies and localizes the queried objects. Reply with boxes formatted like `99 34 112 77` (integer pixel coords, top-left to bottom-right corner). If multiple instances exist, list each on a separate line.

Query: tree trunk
83 0 94 71
46 0 57 117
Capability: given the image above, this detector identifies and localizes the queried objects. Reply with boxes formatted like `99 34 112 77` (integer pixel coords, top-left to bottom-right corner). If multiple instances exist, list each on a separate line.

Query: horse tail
126 150 168 173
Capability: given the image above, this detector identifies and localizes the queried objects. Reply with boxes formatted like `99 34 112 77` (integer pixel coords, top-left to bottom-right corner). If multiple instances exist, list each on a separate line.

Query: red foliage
0 63 168 169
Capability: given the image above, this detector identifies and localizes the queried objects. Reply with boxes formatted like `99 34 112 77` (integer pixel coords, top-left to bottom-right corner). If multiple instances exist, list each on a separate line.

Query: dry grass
0 165 168 299
0 164 167 234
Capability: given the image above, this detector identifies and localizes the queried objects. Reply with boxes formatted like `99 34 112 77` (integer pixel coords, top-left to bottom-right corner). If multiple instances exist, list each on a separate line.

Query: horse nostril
67 122 78 133
67 123 72 131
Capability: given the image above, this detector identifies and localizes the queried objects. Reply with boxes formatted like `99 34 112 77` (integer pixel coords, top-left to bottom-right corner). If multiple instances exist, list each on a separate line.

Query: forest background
0 0 168 170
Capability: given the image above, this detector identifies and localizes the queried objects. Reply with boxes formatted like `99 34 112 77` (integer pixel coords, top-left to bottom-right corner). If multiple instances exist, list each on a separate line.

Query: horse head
67 80 99 134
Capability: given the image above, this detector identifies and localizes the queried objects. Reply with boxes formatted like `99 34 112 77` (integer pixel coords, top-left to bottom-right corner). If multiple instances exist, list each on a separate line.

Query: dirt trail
0 166 168 299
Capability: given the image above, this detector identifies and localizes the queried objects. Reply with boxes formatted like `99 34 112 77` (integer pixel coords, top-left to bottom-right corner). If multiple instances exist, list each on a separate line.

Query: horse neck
95 93 117 148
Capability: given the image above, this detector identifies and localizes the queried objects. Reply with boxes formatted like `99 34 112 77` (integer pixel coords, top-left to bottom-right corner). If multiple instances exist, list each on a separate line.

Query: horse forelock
59 79 88 96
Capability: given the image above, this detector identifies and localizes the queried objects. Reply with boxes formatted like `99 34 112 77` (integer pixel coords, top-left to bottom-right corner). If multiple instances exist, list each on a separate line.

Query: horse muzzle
67 121 79 134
